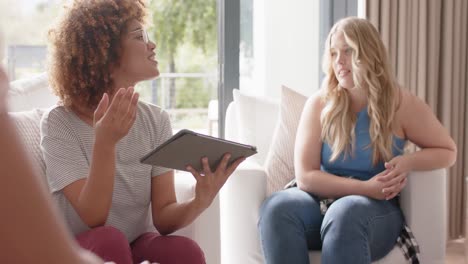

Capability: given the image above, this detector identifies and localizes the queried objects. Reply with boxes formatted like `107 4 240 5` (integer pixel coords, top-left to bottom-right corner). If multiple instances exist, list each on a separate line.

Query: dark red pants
76 226 205 264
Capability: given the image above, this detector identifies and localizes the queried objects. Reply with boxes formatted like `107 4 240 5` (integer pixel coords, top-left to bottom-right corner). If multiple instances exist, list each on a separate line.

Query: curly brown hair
48 0 147 110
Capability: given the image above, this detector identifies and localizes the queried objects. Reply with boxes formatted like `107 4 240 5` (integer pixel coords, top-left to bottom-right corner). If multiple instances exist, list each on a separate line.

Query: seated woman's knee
327 195 373 219
321 195 375 232
172 236 205 264
91 226 129 251
258 188 317 233
260 189 306 223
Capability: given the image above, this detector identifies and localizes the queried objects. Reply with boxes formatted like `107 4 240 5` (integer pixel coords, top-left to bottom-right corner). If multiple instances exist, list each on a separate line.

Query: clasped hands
366 155 411 200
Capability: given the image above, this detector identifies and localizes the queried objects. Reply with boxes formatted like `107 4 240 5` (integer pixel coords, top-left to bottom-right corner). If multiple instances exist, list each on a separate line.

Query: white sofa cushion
9 109 47 182
232 89 279 165
264 86 307 196
7 73 53 181
8 73 58 112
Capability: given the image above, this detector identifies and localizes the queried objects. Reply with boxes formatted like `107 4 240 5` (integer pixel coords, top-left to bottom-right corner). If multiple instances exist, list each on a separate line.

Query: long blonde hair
320 17 399 165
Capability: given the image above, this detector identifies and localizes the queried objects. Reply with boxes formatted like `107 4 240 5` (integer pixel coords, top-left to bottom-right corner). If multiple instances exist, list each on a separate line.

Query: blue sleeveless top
321 107 406 181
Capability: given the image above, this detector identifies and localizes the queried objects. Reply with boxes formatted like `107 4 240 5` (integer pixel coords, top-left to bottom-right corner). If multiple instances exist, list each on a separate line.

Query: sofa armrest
220 160 267 264
173 173 220 264
400 169 446 264
225 101 239 142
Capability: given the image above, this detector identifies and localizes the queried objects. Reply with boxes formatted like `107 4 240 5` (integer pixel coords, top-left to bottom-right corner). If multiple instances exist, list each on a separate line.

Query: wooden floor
446 239 466 264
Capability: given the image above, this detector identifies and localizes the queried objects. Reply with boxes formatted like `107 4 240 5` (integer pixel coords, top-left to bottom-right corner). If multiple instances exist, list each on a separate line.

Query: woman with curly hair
42 1 243 263
258 17 457 263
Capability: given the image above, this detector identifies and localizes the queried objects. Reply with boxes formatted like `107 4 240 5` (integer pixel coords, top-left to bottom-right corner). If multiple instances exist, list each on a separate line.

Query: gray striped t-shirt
40 101 173 242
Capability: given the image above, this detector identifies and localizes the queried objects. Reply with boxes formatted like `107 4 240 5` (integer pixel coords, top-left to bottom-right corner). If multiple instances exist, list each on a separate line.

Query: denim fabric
258 188 403 264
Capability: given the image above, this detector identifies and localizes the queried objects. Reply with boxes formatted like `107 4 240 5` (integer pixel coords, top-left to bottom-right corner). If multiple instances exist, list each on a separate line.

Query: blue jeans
258 188 403 264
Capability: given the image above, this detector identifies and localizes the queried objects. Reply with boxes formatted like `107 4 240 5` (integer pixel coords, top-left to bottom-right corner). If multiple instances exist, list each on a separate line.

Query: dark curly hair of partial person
48 0 147 110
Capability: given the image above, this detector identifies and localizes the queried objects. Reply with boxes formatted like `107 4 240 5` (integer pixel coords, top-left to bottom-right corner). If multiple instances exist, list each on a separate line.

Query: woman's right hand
187 153 245 210
363 170 402 200
93 87 139 145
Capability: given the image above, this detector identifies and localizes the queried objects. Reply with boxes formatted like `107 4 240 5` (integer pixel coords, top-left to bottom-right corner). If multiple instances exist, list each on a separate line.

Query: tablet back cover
140 129 257 172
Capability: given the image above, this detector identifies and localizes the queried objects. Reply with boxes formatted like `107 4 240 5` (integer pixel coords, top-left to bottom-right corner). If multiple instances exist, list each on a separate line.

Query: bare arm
0 68 102 264
63 88 139 227
400 90 457 170
151 154 244 235
294 92 386 199
150 171 204 235
377 90 457 199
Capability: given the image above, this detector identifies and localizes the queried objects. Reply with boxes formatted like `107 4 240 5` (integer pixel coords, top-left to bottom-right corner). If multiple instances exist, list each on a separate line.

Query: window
138 0 219 135
239 0 254 92
0 0 60 80
2 0 219 136
239 1 321 98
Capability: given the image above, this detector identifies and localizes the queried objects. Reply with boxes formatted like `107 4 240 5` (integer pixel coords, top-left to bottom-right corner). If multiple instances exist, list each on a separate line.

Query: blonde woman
258 17 456 263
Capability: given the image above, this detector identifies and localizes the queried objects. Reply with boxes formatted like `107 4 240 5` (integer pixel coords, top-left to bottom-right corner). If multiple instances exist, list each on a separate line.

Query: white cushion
9 109 46 183
264 86 307 196
232 89 279 165
8 73 58 112
173 172 221 264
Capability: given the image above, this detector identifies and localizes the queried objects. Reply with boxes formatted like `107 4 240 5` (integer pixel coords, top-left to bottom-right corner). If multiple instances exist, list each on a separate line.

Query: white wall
247 0 320 98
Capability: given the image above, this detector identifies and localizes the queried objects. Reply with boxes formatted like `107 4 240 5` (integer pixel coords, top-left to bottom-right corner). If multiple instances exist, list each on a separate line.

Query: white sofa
220 92 447 264
7 73 221 264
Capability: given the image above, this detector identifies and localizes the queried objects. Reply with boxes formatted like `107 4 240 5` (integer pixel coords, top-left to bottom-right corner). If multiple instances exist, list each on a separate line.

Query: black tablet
140 129 257 172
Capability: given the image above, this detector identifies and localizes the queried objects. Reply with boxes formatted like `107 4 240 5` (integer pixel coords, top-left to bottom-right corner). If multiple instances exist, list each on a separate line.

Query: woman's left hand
378 155 413 200
186 153 245 210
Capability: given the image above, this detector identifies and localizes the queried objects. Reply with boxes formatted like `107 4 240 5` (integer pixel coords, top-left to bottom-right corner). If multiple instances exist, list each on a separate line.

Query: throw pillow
8 73 57 112
264 85 307 196
232 89 279 165
9 109 47 186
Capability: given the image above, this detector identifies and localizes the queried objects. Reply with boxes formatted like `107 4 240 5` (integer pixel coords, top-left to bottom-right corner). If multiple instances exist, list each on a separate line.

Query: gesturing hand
93 87 139 145
186 153 245 209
